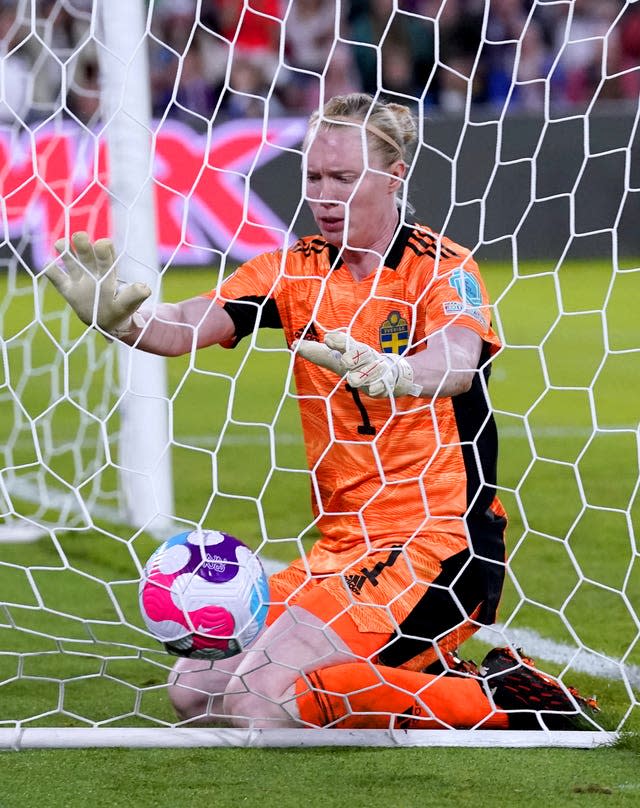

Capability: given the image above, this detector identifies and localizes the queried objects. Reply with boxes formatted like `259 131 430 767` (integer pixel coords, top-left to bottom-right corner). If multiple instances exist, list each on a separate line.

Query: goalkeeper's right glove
43 231 151 337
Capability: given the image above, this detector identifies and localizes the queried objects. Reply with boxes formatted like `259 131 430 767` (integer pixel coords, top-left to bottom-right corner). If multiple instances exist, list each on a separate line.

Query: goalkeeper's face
304 126 404 250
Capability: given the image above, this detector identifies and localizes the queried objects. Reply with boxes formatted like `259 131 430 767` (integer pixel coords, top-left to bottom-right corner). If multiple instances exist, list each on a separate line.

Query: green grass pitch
0 258 638 806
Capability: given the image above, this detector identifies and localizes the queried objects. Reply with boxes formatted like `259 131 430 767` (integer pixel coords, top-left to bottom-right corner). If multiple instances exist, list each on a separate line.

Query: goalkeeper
45 93 598 731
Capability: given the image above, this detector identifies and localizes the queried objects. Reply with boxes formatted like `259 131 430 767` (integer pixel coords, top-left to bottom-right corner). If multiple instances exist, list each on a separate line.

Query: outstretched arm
115 296 235 357
43 232 235 357
294 325 483 399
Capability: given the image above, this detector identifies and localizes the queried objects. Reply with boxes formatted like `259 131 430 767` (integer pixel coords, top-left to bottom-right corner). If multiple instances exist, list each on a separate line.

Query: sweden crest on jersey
380 310 409 355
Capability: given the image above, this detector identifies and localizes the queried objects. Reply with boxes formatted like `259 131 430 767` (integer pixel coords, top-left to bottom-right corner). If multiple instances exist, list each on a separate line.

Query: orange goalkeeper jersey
207 224 503 573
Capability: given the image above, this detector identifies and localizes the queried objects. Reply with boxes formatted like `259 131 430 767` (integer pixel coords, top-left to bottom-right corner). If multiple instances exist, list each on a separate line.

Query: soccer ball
139 529 270 660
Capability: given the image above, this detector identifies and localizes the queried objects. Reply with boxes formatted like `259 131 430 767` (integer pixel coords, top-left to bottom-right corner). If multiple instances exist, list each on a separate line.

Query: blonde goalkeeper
45 93 598 731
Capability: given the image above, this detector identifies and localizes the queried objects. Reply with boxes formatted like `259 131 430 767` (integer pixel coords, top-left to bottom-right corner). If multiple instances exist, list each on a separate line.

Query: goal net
0 0 637 748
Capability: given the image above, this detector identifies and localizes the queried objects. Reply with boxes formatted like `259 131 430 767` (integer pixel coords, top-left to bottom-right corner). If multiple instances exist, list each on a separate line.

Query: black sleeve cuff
222 296 282 344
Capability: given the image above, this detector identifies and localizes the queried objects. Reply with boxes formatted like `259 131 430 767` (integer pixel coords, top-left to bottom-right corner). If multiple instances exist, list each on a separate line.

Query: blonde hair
305 93 418 167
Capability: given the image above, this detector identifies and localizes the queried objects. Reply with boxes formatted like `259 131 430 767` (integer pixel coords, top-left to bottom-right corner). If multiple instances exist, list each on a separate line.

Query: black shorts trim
377 509 506 669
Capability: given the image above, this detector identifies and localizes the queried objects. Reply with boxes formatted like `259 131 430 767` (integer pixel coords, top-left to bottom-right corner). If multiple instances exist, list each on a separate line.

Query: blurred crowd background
1 0 639 126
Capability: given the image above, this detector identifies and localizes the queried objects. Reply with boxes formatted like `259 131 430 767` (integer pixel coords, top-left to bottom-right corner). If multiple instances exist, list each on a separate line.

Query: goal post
98 0 174 532
0 0 173 537
0 0 638 748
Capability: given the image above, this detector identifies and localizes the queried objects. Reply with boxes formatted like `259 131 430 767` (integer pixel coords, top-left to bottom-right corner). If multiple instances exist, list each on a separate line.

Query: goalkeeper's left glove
294 329 422 398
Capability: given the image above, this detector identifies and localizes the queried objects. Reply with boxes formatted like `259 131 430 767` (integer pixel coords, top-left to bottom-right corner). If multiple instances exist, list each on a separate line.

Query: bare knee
222 686 298 728
167 659 230 724
220 606 354 727
222 664 300 728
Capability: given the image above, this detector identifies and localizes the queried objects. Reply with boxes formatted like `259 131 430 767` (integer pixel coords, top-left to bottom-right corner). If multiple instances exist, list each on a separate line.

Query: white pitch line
5 423 637 455
172 423 638 447
476 624 640 690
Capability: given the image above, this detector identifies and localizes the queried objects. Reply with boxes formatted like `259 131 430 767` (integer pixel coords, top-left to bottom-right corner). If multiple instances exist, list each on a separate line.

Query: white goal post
0 0 638 748
0 0 174 536
99 0 173 532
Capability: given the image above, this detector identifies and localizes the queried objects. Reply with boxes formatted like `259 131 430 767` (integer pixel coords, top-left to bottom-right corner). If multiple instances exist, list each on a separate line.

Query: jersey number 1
346 384 376 435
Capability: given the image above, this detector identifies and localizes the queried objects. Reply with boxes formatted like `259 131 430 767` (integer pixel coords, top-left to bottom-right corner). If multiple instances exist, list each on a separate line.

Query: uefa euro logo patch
380 310 409 354
448 268 483 306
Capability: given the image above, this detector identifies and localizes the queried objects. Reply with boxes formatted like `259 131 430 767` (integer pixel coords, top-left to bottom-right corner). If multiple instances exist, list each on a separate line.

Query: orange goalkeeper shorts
264 518 506 670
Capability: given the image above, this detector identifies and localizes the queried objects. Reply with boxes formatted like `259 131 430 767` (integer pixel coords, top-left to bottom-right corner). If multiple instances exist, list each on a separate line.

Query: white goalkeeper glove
294 329 422 398
43 231 151 337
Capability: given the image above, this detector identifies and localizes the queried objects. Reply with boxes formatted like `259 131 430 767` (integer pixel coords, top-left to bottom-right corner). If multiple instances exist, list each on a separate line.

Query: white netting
0 0 638 745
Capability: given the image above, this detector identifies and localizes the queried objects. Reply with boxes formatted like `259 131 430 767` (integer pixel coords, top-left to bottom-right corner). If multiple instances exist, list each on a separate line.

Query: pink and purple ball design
139 530 270 660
